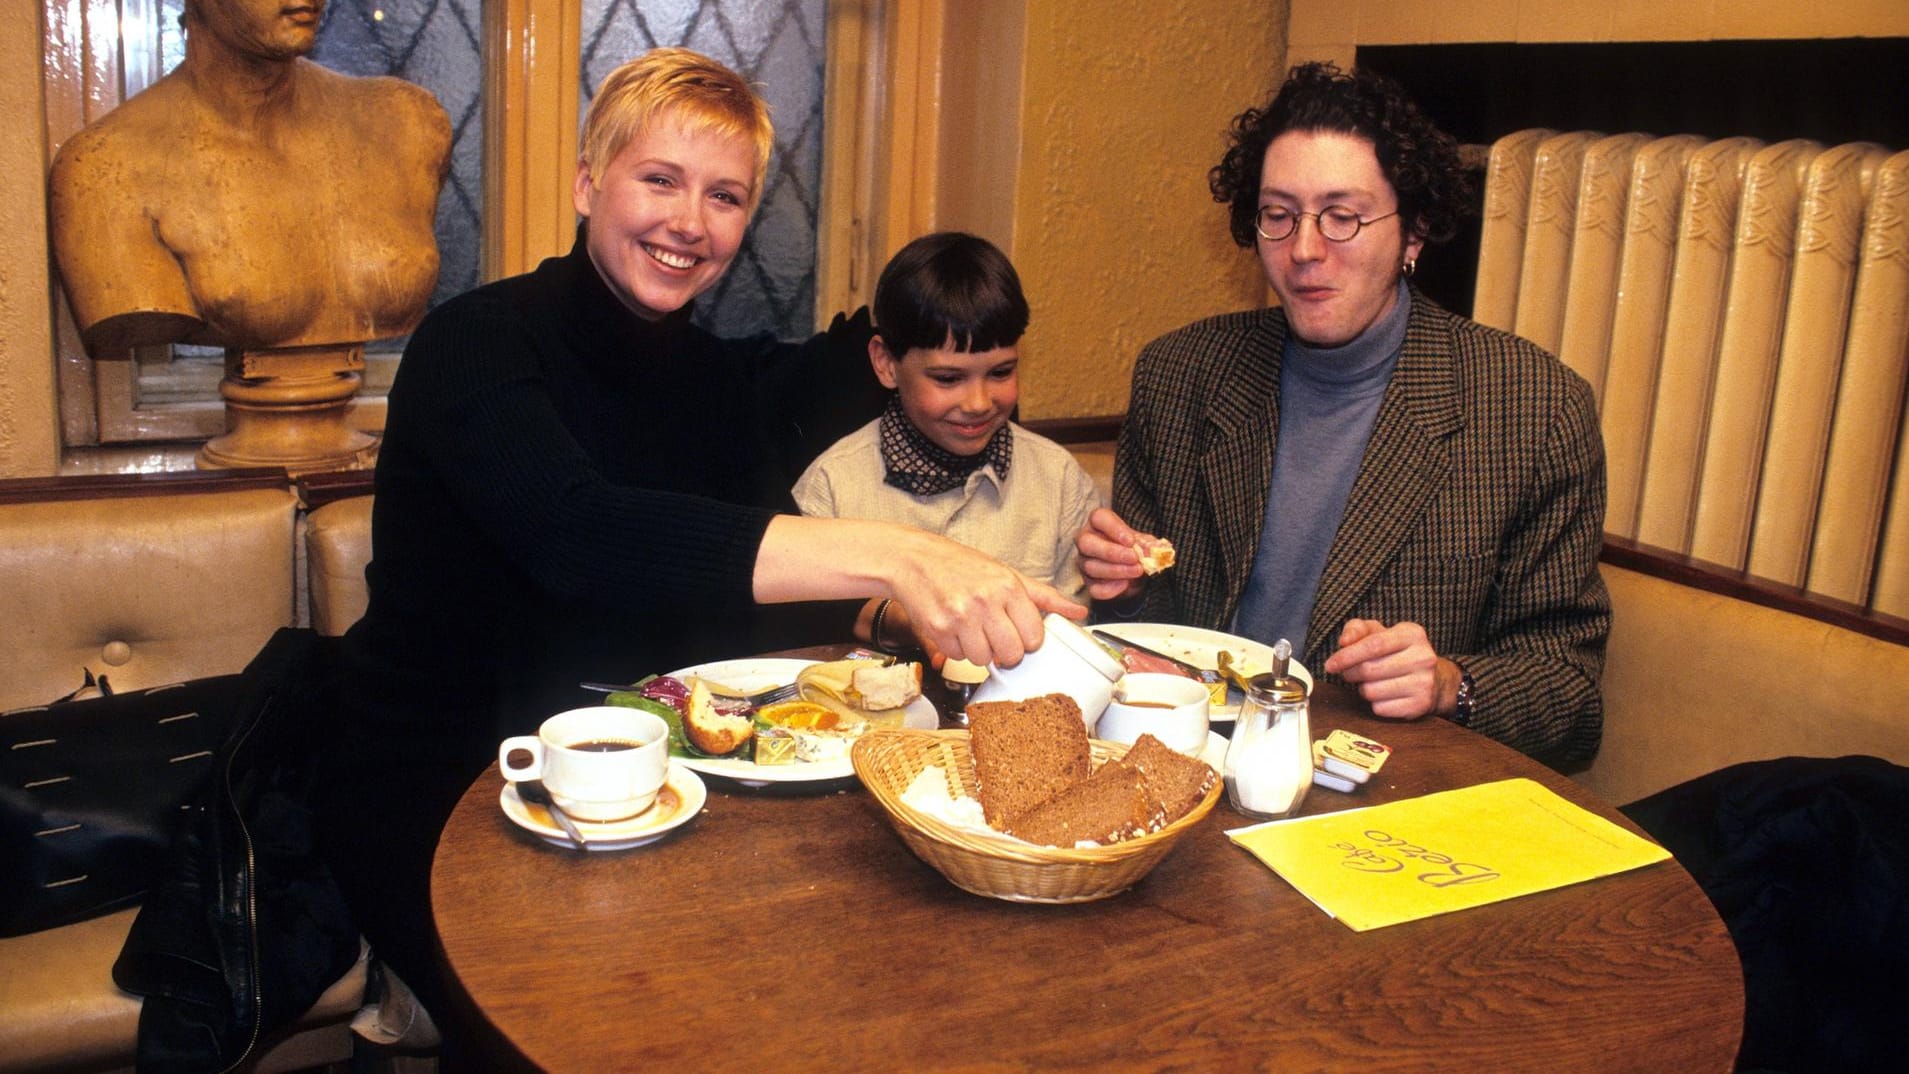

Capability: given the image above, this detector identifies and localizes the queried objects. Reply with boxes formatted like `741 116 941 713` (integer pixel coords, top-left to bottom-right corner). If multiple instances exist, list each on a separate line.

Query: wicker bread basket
850 728 1221 903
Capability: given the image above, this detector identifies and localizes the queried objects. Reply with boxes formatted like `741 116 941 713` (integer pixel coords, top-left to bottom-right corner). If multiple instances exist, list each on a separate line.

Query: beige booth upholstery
307 495 374 637
0 910 369 1074
0 486 298 710
0 480 365 1073
1583 566 1909 805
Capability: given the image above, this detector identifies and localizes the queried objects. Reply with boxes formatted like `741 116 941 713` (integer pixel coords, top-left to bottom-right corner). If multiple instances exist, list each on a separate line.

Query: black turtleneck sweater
322 239 880 994
341 236 878 763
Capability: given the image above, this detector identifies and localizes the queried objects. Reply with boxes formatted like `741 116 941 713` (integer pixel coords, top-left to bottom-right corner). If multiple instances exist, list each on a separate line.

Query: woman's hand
854 598 949 668
1075 507 1153 602
757 516 1085 669
886 530 1084 667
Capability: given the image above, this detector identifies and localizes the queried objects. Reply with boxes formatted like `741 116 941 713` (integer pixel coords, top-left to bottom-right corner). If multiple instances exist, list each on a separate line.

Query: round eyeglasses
1255 205 1399 243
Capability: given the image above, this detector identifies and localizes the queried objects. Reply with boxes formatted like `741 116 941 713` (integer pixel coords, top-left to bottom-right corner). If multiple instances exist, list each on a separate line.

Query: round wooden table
431 656 1742 1072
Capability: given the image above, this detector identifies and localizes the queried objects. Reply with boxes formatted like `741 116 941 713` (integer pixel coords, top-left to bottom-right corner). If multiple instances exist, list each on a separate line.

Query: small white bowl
1096 672 1211 756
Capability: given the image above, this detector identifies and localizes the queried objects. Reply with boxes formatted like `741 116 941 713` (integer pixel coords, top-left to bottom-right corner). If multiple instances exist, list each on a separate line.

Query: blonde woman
321 48 1078 1037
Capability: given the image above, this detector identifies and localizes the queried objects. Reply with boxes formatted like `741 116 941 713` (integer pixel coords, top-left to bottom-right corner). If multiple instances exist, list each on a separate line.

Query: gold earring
1402 257 1417 278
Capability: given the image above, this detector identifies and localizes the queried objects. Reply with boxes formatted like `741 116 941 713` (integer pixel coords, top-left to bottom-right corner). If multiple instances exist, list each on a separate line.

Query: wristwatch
1452 667 1476 728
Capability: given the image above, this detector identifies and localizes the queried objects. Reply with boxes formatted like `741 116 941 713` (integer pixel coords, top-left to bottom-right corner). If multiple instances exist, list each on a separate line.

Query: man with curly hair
1078 62 1610 767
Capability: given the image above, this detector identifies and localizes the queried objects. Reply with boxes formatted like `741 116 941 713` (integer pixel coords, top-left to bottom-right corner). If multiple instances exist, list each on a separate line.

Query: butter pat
753 728 798 765
1320 729 1390 775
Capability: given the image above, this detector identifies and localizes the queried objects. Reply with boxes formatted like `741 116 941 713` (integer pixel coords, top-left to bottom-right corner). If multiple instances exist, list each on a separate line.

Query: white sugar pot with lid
965 612 1125 729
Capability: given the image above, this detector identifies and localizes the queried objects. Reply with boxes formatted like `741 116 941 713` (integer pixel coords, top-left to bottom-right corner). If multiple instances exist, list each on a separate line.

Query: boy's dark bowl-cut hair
873 231 1030 355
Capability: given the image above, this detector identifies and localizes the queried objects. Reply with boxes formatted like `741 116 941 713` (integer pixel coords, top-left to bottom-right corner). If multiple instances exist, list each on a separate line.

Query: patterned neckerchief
878 396 1014 496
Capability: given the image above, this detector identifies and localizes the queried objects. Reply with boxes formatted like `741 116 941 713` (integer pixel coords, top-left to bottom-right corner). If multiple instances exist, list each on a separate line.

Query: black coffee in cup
570 739 639 752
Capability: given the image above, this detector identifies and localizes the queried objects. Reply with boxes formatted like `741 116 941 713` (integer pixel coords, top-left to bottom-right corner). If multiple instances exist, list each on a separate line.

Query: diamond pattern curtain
307 0 486 308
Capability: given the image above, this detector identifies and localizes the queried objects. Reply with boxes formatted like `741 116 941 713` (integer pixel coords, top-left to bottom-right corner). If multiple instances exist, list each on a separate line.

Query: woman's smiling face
573 116 755 321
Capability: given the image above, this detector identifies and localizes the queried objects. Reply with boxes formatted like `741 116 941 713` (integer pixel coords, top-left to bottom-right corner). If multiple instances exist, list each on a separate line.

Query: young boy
793 232 1103 628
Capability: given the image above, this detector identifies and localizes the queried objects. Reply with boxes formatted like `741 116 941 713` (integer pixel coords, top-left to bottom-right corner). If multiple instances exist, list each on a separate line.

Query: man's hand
1322 619 1460 720
1075 507 1157 603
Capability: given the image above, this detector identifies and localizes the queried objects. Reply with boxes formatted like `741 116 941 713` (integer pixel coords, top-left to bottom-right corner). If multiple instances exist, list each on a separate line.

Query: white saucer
1198 729 1228 770
500 761 706 851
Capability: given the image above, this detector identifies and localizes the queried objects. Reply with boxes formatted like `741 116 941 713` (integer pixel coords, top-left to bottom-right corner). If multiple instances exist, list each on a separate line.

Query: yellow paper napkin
1227 777 1672 930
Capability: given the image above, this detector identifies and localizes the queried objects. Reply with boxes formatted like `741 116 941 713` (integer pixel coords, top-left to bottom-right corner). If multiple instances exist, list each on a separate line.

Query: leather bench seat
0 480 366 1073
1578 565 1909 804
0 910 369 1074
0 485 298 709
306 495 374 637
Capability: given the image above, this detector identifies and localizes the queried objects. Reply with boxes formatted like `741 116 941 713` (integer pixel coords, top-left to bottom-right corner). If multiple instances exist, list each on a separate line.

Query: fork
577 679 800 709
708 681 800 708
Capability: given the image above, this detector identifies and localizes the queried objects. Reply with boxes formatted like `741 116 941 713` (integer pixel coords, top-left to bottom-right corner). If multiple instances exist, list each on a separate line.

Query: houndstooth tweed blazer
1112 289 1610 765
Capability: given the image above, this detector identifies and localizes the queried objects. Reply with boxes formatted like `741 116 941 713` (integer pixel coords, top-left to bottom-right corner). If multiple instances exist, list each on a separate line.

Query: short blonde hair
579 48 774 210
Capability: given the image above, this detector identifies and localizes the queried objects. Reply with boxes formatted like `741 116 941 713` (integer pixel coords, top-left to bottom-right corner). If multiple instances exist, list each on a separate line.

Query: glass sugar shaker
1223 639 1312 820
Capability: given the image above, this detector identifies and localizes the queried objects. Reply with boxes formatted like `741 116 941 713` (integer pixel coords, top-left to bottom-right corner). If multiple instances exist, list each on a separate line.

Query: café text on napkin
1227 777 1671 931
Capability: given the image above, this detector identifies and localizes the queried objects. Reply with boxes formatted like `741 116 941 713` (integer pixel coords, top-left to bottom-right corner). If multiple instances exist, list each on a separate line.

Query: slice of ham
1119 649 1195 678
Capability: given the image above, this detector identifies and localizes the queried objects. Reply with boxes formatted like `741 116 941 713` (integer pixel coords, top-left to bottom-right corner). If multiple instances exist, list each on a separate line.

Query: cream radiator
1474 130 1909 618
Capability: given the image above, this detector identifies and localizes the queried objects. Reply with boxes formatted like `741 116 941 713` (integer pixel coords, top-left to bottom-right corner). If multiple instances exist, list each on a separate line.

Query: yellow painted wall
1011 0 1285 420
0 0 58 477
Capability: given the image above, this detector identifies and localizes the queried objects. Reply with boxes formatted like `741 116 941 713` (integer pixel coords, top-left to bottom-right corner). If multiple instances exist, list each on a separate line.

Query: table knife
1090 629 1217 679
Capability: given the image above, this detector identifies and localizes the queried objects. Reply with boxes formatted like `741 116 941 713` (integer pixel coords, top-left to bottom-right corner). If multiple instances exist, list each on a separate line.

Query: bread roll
850 662 922 710
683 678 752 756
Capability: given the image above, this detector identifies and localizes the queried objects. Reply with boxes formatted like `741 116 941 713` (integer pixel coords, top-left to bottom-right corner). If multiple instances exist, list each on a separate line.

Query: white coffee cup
498 707 669 822
967 613 1126 729
1096 672 1211 756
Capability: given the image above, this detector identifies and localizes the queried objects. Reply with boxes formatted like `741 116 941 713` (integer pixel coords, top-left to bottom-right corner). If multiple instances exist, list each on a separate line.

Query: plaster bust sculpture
48 0 451 468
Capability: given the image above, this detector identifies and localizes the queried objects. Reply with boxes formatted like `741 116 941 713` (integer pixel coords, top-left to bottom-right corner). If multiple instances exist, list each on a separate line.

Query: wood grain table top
431 651 1742 1073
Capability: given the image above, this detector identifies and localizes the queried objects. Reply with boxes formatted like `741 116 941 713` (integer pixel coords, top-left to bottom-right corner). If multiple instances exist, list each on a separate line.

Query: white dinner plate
665 657 938 786
500 760 706 851
1093 623 1311 723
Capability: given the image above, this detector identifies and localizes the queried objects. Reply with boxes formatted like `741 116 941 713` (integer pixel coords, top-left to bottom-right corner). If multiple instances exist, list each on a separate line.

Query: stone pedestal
198 344 378 473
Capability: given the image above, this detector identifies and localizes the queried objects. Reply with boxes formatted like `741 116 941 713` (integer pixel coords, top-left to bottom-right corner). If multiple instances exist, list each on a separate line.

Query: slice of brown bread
1007 760 1157 847
966 694 1089 828
1120 734 1218 827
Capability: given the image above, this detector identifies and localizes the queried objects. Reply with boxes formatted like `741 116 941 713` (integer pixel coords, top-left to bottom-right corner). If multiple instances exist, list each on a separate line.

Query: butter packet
753 727 799 765
1320 729 1390 776
1311 739 1366 789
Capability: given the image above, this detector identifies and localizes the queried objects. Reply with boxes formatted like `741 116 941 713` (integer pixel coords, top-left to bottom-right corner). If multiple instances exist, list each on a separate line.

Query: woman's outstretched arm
754 514 1085 668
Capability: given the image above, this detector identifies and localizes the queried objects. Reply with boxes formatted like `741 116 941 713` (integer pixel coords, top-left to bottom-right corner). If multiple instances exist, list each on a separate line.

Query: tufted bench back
0 480 299 712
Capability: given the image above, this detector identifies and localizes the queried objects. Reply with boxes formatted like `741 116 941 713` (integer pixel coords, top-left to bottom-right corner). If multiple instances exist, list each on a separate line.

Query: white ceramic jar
966 613 1125 729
